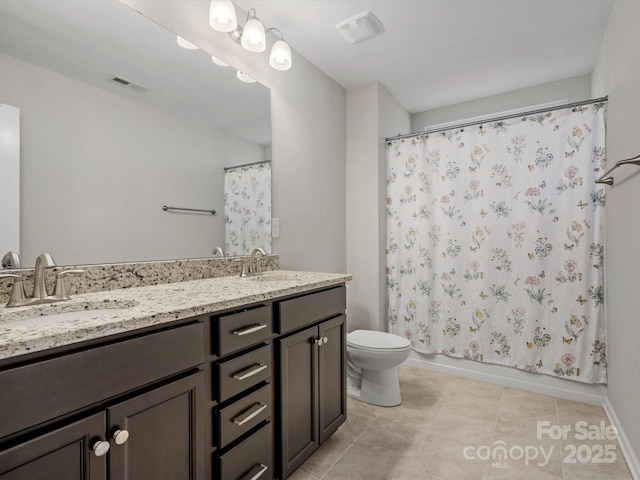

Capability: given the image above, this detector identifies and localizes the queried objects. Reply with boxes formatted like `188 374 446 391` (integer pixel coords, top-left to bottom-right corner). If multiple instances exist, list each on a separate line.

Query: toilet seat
347 330 411 352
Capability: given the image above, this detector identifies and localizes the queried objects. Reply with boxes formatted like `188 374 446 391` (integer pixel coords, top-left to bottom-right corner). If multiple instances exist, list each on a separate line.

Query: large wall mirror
0 0 271 268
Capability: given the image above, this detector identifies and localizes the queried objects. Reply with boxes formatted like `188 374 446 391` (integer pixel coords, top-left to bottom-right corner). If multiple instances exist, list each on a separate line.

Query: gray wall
592 0 640 467
0 51 263 266
123 0 347 274
345 82 410 333
412 75 591 132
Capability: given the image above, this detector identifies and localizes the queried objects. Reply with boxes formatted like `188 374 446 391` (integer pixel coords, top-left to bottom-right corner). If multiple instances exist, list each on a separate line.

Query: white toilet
346 330 411 407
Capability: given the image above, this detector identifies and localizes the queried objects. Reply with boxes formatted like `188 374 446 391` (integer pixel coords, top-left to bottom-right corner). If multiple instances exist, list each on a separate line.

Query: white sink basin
0 300 136 327
3 308 131 328
249 273 301 282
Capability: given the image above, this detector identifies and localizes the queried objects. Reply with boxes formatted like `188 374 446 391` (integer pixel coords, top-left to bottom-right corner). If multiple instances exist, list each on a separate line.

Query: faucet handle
53 269 86 300
0 273 28 307
239 260 249 278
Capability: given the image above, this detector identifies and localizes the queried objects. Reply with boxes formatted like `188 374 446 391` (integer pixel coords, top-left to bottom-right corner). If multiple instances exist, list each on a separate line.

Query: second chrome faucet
0 253 85 308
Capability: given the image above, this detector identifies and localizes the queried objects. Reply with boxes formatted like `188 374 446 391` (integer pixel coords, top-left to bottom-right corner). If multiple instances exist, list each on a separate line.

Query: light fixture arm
265 27 284 40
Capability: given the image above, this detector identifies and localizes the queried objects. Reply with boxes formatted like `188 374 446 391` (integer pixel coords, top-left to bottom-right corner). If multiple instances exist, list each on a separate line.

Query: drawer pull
233 364 268 381
233 324 268 336
240 463 268 480
233 403 268 426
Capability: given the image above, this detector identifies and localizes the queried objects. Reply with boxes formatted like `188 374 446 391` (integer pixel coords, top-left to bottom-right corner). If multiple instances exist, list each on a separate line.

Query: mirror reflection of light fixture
209 0 237 32
236 71 257 83
209 2 292 71
176 35 199 50
211 55 229 67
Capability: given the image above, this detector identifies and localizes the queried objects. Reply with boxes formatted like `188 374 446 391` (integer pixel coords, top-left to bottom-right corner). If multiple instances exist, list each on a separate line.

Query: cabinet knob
92 439 111 457
315 337 323 346
322 336 329 344
113 429 130 445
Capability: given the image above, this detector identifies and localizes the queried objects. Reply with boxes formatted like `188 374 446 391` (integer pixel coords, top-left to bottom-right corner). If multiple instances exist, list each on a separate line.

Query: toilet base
347 366 402 407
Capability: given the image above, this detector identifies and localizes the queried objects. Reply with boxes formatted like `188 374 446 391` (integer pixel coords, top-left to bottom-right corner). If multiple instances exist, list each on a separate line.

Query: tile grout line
480 386 507 479
317 410 379 479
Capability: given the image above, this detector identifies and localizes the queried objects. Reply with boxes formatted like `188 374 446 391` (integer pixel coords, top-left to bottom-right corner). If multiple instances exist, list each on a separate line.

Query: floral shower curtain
224 162 271 256
386 103 607 383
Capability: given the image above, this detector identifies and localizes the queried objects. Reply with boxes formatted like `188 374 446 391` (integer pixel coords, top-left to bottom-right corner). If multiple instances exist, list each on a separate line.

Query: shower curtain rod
385 96 608 142
224 160 271 171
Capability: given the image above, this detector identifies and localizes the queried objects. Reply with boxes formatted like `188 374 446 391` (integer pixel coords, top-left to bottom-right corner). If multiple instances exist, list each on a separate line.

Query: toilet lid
347 330 411 351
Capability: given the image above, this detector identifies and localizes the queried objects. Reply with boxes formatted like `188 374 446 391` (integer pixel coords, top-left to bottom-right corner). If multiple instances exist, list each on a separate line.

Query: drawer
0 321 204 439
276 285 346 334
218 422 273 480
214 305 272 356
216 344 272 403
216 383 272 449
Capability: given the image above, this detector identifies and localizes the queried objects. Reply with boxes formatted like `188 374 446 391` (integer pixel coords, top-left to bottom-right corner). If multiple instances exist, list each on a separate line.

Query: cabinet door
108 372 204 480
277 325 319 479
318 315 347 443
0 412 107 480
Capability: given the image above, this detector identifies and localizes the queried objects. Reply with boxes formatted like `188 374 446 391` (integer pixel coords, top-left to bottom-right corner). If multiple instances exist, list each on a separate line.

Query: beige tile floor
289 366 633 480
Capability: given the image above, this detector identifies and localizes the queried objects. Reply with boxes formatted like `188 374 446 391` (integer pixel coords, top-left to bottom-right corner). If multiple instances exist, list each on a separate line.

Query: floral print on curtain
386 103 607 384
224 162 271 256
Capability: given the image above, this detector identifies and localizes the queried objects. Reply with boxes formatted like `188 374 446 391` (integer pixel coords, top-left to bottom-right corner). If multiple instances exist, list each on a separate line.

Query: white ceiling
235 0 615 113
0 0 614 135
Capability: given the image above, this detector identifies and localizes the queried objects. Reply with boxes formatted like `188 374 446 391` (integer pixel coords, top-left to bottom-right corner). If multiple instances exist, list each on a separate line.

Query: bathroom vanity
0 269 350 480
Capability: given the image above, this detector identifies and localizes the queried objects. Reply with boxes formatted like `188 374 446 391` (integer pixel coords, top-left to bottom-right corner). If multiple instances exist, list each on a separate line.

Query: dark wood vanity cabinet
208 304 275 480
275 287 347 480
0 320 205 480
0 282 347 480
0 412 108 480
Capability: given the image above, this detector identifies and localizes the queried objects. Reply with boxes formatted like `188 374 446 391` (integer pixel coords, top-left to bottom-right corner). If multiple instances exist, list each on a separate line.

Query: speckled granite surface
0 256 279 304
0 270 351 361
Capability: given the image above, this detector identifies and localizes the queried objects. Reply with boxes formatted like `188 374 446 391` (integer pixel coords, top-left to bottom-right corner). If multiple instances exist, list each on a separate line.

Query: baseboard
405 353 607 405
603 398 640 480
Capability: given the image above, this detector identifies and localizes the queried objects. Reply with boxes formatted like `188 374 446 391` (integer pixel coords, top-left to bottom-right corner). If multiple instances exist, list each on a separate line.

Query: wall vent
110 76 149 93
336 11 384 44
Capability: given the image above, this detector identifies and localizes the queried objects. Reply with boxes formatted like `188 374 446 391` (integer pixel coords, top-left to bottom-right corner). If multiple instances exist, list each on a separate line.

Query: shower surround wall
592 0 640 475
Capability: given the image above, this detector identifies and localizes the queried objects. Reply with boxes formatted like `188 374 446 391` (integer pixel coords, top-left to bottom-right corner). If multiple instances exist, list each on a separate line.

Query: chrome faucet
0 253 85 307
32 253 56 302
211 247 224 257
249 247 267 275
1 251 21 269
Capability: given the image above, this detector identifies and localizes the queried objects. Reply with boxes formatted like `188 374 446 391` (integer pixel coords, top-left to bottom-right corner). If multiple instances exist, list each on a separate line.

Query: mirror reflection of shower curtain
224 162 271 256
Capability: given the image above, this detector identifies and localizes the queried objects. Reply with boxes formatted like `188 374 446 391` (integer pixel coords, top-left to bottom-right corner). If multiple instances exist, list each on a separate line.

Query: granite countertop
0 270 351 361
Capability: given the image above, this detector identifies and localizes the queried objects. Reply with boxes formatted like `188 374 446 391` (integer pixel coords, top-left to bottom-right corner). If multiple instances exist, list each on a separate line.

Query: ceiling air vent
336 11 384 44
109 76 149 93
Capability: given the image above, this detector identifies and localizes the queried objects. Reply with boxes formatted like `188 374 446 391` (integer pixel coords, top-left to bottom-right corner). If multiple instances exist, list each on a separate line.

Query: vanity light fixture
176 35 199 50
239 13 266 52
269 33 292 71
209 0 237 32
209 1 292 71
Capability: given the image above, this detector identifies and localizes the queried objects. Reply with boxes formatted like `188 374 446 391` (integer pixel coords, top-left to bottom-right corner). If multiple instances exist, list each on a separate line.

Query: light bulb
241 17 266 52
209 0 237 32
269 40 292 71
177 36 199 50
236 71 257 83
211 56 229 67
